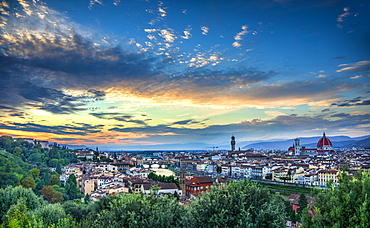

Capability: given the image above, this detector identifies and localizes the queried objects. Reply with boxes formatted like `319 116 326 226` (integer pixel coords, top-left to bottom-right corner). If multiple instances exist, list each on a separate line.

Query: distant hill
346 137 370 149
241 135 370 150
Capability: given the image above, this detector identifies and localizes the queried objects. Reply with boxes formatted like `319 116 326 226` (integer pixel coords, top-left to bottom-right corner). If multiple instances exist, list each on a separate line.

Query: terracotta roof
142 182 179 190
317 132 333 148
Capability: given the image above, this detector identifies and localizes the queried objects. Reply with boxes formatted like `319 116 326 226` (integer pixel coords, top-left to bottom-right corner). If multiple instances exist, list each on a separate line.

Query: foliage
29 168 40 179
284 200 298 223
0 173 19 189
1 200 44 228
32 204 68 227
148 172 179 187
0 186 45 222
301 171 370 228
50 175 60 186
40 186 64 204
92 193 185 228
61 201 88 222
0 136 78 198
297 193 308 216
64 174 83 200
187 180 287 228
21 177 36 189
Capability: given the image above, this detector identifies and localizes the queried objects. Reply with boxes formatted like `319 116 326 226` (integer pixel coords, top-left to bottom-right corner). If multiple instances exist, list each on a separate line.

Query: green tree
12 147 22 156
50 175 60 186
29 168 40 179
67 174 77 186
64 174 82 200
0 186 45 222
297 193 308 216
187 180 287 228
92 193 185 228
302 171 370 228
284 200 298 223
32 204 68 227
56 162 62 175
21 177 36 189
2 200 44 228
61 201 88 222
0 173 18 188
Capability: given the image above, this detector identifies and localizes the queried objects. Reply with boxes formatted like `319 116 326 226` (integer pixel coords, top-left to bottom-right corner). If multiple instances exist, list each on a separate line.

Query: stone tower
179 171 186 197
294 138 301 156
231 135 236 151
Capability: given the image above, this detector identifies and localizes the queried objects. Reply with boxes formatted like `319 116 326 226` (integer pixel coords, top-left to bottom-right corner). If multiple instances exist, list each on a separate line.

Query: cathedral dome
317 133 332 148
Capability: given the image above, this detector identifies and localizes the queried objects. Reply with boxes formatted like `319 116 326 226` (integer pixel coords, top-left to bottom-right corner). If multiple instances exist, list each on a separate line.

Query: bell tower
294 138 301 156
231 135 236 151
179 171 186 197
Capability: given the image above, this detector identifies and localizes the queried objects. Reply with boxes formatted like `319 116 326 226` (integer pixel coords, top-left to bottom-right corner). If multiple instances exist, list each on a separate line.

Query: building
141 182 182 196
186 176 213 196
231 135 236 151
288 133 335 154
317 169 339 186
317 132 334 153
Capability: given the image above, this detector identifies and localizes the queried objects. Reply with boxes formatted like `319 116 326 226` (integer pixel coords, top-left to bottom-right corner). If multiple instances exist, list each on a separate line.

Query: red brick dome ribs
317 132 333 153
317 133 332 147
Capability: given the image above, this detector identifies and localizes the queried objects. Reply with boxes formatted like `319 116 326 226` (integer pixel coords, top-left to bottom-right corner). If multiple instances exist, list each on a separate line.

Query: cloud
159 29 176 43
201 26 209 35
0 122 104 135
107 112 370 144
232 41 242 48
90 112 149 125
316 74 330 78
337 7 351 25
234 25 249 41
337 60 370 72
331 97 370 107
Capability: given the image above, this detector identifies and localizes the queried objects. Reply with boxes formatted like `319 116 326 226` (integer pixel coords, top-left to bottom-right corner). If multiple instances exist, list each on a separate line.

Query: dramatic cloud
90 113 149 125
332 97 370 107
0 0 368 149
0 122 104 135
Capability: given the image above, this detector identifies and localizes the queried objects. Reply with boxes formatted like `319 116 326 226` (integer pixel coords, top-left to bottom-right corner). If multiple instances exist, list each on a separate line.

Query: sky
0 0 369 150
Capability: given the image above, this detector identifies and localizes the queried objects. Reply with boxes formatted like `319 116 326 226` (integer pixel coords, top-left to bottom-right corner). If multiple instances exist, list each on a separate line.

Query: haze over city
0 0 369 150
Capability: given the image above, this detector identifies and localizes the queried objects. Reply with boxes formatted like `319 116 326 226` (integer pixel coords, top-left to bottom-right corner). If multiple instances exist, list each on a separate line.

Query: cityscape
1 0 370 227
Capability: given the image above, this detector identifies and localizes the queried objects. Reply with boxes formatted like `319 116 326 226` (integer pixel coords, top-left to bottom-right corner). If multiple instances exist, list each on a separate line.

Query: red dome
317 133 332 148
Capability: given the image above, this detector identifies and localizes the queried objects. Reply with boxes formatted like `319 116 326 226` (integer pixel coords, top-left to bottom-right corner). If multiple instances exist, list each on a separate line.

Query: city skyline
0 0 369 150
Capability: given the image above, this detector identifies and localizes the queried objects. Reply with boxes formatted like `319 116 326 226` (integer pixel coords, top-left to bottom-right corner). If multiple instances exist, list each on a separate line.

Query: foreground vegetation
1 171 369 227
0 180 287 228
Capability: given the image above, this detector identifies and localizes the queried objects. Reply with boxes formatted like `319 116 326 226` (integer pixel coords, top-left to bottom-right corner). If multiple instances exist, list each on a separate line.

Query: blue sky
0 0 369 150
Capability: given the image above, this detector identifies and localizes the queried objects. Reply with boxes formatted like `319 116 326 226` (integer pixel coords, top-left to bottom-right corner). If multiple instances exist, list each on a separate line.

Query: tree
302 171 370 228
40 186 64 204
50 175 60 186
0 186 45 221
29 168 40 179
67 174 77 186
2 200 44 228
284 200 298 223
56 162 62 175
62 201 88 222
92 193 185 228
0 172 18 188
187 180 287 227
13 147 23 158
297 193 308 216
21 177 36 189
32 204 68 227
